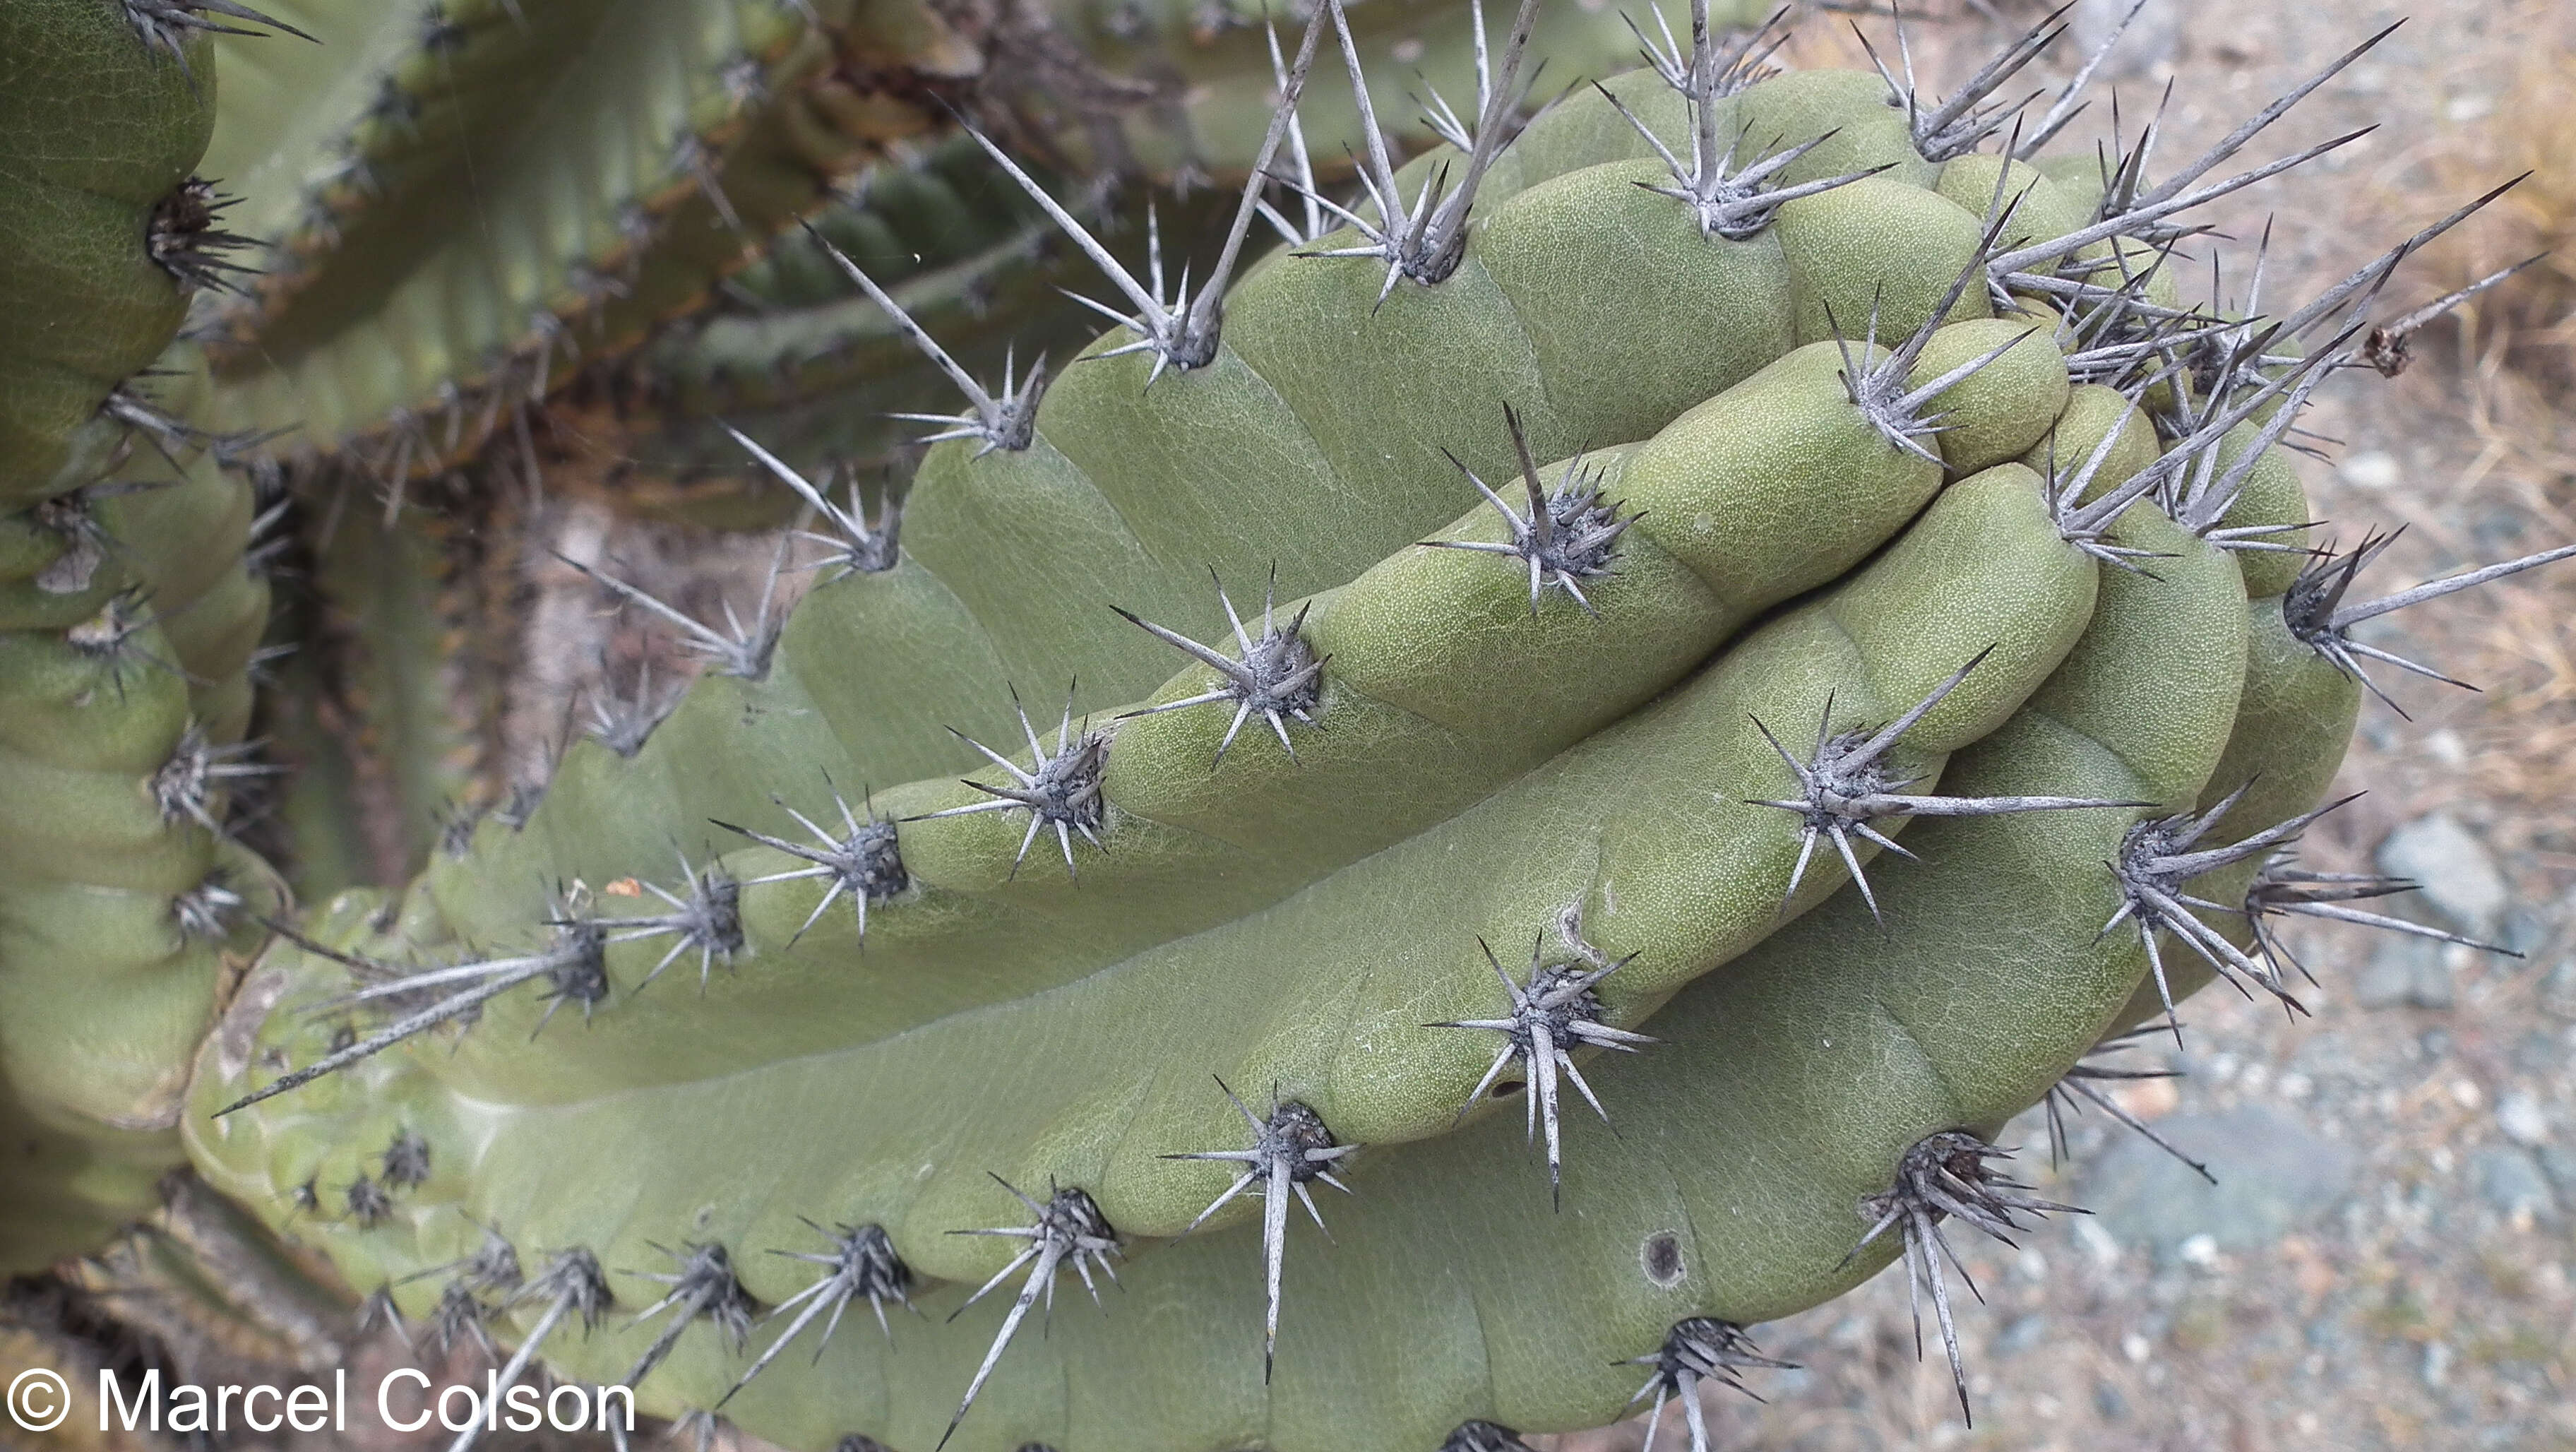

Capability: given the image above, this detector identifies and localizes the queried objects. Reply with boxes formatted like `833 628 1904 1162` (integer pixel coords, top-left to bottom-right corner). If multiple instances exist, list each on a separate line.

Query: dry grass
2409 1 2576 398
2349 0 2576 842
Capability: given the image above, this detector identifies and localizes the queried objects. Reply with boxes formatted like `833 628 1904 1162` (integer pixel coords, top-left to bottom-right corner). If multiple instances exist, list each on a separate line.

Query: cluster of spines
121 0 311 78
148 179 263 294
715 781 909 946
1430 909 1650 1208
1424 407 1638 614
2044 1027 2213 1185
1623 1316 1797 1452
1849 1131 2081 1426
1599 8 1875 240
620 1243 757 1391
1746 646 2142 919
1162 1083 1359 1379
940 1182 1124 1450
913 687 1111 879
1116 569 1326 760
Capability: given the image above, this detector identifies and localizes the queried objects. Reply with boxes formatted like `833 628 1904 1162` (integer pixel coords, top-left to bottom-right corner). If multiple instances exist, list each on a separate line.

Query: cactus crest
23 0 2576 1441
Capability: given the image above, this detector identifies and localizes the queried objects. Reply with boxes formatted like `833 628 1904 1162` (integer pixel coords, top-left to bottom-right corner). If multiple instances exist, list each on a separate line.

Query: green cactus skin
0 0 2544 1444
298 501 499 890
2102 590 2363 1037
554 142 1241 518
246 110 2083 1105
193 0 869 473
0 427 283 1270
731 138 1078 314
0 0 218 504
182 499 2246 1452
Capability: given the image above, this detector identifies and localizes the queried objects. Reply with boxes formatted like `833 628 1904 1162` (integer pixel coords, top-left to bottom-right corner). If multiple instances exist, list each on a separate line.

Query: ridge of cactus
187 472 2263 1452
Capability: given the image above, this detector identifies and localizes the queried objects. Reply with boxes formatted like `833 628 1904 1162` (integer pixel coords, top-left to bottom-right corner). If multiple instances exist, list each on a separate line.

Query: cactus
0 0 292 1271
6 0 2574 1449
177 0 1668 492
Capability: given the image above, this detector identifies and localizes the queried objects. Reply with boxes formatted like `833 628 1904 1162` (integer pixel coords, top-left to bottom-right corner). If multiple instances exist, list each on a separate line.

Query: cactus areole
2 1 2568 1450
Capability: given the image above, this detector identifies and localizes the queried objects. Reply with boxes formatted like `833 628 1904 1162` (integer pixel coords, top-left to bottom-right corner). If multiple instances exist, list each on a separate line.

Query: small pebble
2496 1090 2548 1147
2357 937 2454 1011
1996 1314 2049 1355
2338 449 2402 489
2472 1147 2561 1222
2377 814 2511 938
2423 728 2469 768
